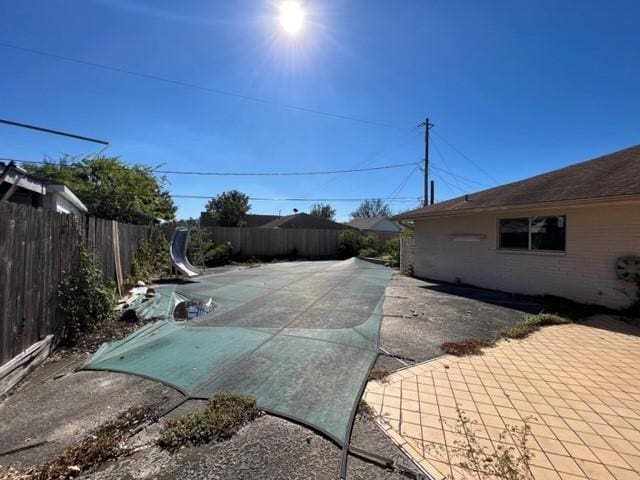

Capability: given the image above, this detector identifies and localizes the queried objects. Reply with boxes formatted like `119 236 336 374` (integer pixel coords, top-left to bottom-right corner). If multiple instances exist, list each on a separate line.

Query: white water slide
170 227 202 277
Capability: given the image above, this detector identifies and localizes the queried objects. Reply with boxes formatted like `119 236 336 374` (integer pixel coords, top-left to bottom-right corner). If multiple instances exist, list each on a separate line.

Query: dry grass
357 399 375 418
426 408 536 480
501 313 569 339
367 364 391 383
440 337 497 356
13 404 159 480
441 313 570 357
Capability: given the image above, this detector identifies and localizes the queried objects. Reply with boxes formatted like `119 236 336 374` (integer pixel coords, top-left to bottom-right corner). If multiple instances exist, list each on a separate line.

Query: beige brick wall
413 203 640 308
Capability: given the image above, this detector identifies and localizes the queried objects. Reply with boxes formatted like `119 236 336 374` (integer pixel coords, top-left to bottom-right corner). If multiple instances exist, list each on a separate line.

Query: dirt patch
53 317 157 360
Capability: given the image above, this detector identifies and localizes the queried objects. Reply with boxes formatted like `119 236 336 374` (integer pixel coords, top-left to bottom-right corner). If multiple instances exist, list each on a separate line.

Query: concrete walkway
364 316 640 480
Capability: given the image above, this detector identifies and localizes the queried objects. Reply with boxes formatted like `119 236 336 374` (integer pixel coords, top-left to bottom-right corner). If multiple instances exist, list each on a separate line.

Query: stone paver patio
364 317 640 480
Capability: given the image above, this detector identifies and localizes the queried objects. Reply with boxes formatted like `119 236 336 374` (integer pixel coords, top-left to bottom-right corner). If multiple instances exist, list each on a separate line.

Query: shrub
338 230 380 259
204 243 231 267
130 228 171 283
130 238 155 282
157 391 259 451
359 233 376 250
59 246 116 342
385 236 401 266
187 229 214 267
187 230 232 268
358 247 378 258
337 230 362 259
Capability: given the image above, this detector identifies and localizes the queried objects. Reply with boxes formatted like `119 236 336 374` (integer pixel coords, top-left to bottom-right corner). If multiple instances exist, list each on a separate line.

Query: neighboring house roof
260 213 350 230
200 212 279 228
394 144 640 220
243 214 281 227
45 184 89 214
346 216 401 231
0 162 88 213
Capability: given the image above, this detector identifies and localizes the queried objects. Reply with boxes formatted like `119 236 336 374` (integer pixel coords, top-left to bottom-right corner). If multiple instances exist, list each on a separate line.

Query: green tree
205 190 250 227
27 155 176 224
350 198 392 218
309 202 336 220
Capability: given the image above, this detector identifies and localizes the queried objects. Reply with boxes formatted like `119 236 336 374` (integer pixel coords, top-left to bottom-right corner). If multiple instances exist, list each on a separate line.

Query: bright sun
279 1 304 34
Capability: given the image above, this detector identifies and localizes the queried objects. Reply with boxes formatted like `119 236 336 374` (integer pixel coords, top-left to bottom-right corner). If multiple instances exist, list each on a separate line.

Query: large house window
499 218 529 249
499 215 566 251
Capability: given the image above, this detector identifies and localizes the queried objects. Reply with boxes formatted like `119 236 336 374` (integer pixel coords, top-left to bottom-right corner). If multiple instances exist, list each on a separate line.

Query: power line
70 190 420 203
431 171 468 196
431 130 499 183
430 136 464 191
156 161 420 176
0 119 109 145
0 42 406 130
315 129 423 192
386 164 420 201
5 157 421 177
430 164 491 188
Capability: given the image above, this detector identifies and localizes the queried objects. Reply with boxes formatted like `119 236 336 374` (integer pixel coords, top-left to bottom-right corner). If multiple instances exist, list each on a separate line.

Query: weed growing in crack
157 391 259 451
357 399 375 418
441 313 570 357
440 338 497 356
16 404 159 480
367 364 391 383
426 408 535 480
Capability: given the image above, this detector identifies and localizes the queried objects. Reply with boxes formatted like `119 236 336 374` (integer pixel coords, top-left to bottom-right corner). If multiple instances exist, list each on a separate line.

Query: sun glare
279 1 304 34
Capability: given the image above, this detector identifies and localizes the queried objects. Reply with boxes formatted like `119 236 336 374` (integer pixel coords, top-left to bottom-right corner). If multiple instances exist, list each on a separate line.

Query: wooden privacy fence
1 202 82 366
207 226 340 258
84 217 151 290
204 226 398 258
0 202 151 366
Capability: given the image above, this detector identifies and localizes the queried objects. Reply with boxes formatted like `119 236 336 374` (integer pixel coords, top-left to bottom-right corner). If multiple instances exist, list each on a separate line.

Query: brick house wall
413 202 640 309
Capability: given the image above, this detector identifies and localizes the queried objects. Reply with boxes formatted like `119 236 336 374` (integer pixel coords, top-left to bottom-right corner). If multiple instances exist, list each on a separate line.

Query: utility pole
419 117 434 206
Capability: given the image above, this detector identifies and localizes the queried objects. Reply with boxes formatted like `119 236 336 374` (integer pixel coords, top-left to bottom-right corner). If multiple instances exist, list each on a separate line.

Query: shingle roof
242 214 280 227
260 213 350 230
394 144 640 220
200 213 279 228
346 216 388 230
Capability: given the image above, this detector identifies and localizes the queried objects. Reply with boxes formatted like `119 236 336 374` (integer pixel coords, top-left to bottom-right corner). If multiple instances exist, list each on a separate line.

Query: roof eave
46 184 89 213
398 194 640 221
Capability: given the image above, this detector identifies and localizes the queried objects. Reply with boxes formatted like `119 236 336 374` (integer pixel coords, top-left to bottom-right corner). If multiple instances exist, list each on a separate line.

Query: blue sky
1 0 638 221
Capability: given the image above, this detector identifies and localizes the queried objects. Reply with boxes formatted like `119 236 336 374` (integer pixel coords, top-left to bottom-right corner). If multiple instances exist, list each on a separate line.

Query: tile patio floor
364 318 640 480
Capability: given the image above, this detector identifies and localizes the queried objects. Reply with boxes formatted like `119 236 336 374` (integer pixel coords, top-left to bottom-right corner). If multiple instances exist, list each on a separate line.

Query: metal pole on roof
430 179 435 205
